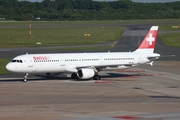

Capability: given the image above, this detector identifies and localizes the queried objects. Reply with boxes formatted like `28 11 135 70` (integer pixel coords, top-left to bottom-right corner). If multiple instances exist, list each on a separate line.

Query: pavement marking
117 70 145 73
94 80 112 84
112 116 142 119
111 41 118 48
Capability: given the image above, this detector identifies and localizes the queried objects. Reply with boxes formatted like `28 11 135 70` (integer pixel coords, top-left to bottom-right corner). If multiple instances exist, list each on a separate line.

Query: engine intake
77 68 95 79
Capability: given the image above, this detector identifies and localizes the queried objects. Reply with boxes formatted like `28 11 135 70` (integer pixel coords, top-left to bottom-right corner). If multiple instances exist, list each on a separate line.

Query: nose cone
6 63 11 71
6 63 14 72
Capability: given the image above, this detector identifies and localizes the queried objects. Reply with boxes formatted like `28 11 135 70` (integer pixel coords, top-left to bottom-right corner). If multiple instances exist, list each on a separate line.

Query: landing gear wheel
24 73 28 82
71 73 78 79
24 79 27 82
93 75 101 80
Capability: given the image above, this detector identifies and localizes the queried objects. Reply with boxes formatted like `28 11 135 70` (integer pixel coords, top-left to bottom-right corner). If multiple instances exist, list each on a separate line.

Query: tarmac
0 24 180 120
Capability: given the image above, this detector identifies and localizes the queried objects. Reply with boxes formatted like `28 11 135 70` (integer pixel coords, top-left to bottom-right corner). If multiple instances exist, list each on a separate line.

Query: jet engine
77 68 95 79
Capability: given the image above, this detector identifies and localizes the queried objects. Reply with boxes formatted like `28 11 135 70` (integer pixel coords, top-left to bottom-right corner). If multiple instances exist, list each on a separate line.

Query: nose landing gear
24 73 28 82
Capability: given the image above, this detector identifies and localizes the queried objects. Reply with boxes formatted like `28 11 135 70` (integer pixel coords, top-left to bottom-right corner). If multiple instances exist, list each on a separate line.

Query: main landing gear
71 73 78 79
24 73 28 82
93 74 101 80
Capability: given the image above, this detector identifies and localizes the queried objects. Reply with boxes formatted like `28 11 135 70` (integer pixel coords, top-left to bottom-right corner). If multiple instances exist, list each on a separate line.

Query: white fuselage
6 52 156 74
5 26 160 81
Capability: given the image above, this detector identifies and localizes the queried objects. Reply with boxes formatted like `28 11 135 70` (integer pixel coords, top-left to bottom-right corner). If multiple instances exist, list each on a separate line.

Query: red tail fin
134 26 158 53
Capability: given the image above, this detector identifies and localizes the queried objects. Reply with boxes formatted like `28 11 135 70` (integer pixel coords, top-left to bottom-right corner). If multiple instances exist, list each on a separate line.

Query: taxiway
0 24 180 120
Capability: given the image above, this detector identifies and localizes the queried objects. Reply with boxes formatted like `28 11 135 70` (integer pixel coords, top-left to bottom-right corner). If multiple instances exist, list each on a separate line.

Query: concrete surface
0 24 180 120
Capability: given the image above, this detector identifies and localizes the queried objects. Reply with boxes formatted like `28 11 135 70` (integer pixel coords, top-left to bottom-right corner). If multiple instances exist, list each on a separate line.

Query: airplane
6 26 160 82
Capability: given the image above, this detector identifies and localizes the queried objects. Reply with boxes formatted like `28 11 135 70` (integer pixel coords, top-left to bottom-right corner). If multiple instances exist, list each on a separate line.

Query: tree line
0 0 180 21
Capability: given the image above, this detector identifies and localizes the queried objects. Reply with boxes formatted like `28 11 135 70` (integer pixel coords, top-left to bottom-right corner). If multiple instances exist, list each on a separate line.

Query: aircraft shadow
0 74 68 82
103 73 140 78
0 73 140 82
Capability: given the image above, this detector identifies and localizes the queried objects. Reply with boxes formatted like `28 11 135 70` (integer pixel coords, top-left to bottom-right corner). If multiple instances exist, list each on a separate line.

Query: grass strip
0 25 123 48
49 46 111 51
159 32 180 47
0 58 11 74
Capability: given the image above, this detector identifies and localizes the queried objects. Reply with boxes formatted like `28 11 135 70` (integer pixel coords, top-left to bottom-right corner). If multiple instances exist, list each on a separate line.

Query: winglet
134 26 158 53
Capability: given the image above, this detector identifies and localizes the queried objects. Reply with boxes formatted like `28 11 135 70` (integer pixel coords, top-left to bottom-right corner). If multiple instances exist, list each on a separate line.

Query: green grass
1 19 180 26
49 46 111 51
0 58 11 74
158 24 180 47
0 19 180 48
0 19 180 47
0 22 124 48
159 24 180 31
159 32 180 47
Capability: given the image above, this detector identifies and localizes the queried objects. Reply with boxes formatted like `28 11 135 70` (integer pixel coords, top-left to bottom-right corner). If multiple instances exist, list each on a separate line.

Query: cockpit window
12 60 16 62
11 59 23 63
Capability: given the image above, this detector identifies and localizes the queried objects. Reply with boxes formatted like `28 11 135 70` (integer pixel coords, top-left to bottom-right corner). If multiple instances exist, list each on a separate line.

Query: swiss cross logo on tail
137 26 158 50
146 33 155 46
134 26 158 53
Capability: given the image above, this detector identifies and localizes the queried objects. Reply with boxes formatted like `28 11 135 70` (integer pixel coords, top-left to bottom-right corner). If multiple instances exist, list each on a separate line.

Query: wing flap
76 64 135 71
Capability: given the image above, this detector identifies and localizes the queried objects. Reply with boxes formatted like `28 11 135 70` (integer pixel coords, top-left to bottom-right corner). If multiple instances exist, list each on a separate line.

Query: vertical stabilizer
134 26 158 53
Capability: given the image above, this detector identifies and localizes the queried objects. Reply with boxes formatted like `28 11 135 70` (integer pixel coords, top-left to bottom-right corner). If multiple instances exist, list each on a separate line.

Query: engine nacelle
46 73 60 77
77 69 95 79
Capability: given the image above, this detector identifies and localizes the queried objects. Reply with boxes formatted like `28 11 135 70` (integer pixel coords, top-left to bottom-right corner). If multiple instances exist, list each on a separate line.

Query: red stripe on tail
138 26 158 49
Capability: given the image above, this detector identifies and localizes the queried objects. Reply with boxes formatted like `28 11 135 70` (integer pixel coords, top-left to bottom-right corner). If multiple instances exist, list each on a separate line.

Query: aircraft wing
76 64 135 71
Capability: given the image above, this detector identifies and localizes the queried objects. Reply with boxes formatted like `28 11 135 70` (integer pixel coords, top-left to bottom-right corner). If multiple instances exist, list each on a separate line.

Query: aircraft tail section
134 26 158 53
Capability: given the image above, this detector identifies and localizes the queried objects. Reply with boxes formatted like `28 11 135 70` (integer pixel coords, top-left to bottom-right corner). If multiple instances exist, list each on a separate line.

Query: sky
26 0 179 3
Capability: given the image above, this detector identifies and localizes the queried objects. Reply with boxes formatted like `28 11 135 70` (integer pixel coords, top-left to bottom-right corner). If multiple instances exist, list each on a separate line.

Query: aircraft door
99 57 103 65
27 56 33 67
60 58 65 66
